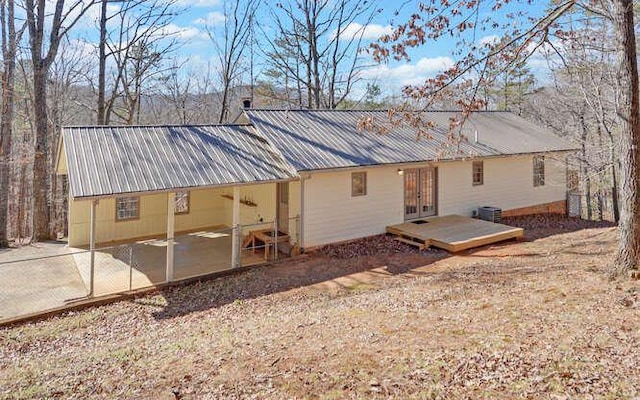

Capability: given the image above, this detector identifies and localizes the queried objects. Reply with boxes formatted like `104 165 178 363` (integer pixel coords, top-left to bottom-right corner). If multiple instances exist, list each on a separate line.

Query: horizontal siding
221 183 277 230
437 155 567 216
303 167 404 247
69 187 233 247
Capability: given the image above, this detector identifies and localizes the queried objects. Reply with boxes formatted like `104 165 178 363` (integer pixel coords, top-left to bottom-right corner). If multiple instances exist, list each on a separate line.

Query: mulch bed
313 234 446 259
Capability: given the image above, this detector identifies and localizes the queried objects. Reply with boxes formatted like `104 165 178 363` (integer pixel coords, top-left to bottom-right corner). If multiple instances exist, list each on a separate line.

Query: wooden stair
387 215 524 253
392 236 430 250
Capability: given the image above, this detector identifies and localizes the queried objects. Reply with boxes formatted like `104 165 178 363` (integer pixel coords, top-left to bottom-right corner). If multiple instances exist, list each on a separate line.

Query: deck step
393 236 429 250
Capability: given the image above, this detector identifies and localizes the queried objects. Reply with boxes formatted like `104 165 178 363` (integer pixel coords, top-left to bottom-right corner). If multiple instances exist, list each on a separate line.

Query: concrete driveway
0 242 89 322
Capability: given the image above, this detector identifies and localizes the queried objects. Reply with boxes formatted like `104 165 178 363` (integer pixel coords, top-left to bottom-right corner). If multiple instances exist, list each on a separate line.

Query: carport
56 124 299 295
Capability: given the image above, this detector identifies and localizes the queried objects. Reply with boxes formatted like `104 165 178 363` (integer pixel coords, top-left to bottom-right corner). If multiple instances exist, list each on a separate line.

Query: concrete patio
0 228 268 323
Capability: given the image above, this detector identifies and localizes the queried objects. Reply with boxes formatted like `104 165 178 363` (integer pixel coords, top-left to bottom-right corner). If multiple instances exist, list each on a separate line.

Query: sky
68 0 555 99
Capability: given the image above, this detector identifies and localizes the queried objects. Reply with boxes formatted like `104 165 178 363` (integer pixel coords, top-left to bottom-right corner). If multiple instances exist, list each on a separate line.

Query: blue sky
70 0 555 97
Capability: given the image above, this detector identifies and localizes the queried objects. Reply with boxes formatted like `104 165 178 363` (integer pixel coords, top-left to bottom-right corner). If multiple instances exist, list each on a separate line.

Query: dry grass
1 216 639 399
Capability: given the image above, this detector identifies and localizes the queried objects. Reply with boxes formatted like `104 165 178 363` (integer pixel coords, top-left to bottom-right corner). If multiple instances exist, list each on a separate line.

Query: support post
166 192 175 282
89 199 97 297
273 219 278 262
299 176 305 251
231 186 241 268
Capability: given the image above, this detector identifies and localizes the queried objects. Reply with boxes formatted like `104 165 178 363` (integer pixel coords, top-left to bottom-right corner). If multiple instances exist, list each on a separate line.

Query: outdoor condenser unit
478 206 502 223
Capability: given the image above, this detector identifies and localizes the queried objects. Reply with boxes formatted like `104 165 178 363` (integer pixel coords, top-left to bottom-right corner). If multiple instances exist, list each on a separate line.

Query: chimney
242 97 252 109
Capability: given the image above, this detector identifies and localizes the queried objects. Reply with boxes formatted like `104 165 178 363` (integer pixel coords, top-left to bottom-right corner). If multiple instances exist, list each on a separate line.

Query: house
56 110 576 279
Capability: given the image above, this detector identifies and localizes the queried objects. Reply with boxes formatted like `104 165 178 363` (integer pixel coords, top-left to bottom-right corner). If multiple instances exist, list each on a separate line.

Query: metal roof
423 111 578 155
62 125 297 199
245 110 577 172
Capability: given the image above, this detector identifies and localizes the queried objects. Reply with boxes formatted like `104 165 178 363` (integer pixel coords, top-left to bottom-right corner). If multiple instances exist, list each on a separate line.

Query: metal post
299 176 305 251
89 199 97 297
231 186 241 268
129 247 133 291
166 192 175 282
296 214 300 246
273 219 278 262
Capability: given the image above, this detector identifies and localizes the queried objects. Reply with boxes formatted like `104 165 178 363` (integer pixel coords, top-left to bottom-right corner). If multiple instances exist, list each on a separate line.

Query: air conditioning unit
478 206 502 223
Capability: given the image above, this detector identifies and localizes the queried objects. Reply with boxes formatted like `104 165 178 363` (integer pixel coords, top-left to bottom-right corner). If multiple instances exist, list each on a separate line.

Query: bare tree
48 39 94 236
525 17 621 223
24 0 95 240
153 61 220 124
264 0 380 109
609 0 639 277
207 0 258 123
372 0 639 277
96 0 178 125
0 0 25 246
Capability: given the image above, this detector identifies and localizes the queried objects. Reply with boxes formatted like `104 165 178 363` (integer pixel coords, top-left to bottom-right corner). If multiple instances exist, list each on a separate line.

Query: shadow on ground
148 249 449 320
146 215 618 320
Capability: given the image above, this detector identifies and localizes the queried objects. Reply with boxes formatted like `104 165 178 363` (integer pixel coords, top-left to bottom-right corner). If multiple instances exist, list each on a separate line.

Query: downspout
299 175 305 252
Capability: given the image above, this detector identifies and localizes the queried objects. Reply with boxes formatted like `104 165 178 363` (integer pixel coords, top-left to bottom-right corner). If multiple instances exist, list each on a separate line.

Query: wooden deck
386 215 524 252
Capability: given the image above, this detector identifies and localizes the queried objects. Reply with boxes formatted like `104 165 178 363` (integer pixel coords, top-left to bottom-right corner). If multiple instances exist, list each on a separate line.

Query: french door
404 167 437 220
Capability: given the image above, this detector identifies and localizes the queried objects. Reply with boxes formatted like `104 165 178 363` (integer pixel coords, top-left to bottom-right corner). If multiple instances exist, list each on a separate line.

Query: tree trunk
32 68 50 241
0 0 19 247
97 0 107 125
579 115 592 220
611 0 640 277
611 163 620 223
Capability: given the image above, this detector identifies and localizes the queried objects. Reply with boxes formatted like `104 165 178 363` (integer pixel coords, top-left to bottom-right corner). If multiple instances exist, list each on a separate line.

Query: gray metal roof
62 125 297 199
424 111 578 155
245 110 577 172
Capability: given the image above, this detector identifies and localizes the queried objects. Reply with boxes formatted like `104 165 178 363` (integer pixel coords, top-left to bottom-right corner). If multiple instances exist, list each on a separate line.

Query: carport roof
60 124 297 199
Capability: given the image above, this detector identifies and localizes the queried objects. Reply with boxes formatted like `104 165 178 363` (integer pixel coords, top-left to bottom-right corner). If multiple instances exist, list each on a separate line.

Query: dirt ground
1 215 638 399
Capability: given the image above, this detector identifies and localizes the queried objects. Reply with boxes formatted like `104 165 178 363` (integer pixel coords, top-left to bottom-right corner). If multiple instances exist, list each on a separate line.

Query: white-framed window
472 160 484 186
351 171 367 197
533 155 545 187
116 196 140 221
175 191 190 214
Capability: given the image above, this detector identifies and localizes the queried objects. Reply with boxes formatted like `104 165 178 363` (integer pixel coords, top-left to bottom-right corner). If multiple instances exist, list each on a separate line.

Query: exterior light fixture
397 169 404 176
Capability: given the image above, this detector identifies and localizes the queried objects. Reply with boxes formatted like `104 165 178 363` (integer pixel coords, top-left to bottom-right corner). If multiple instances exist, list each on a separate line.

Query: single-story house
56 109 576 279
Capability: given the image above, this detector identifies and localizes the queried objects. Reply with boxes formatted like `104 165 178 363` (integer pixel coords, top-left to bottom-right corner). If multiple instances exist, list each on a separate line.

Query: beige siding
219 183 277 231
68 184 279 247
302 167 404 248
436 155 566 216
69 193 171 247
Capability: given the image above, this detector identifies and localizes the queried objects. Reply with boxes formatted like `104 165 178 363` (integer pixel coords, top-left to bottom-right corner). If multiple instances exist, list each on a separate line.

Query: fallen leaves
0 216 638 399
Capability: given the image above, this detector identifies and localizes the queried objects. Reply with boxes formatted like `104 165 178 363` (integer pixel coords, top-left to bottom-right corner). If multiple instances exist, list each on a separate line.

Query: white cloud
362 56 455 87
334 22 393 40
478 34 499 47
159 23 209 40
193 11 226 26
177 0 221 7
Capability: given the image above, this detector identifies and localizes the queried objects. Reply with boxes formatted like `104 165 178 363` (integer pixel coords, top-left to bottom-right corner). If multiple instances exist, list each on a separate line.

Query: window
116 196 140 221
351 171 367 196
472 161 484 186
533 155 545 187
175 191 190 214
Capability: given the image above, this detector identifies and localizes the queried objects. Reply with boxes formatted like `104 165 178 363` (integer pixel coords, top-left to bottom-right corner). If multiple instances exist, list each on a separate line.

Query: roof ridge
62 123 254 129
246 108 513 113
